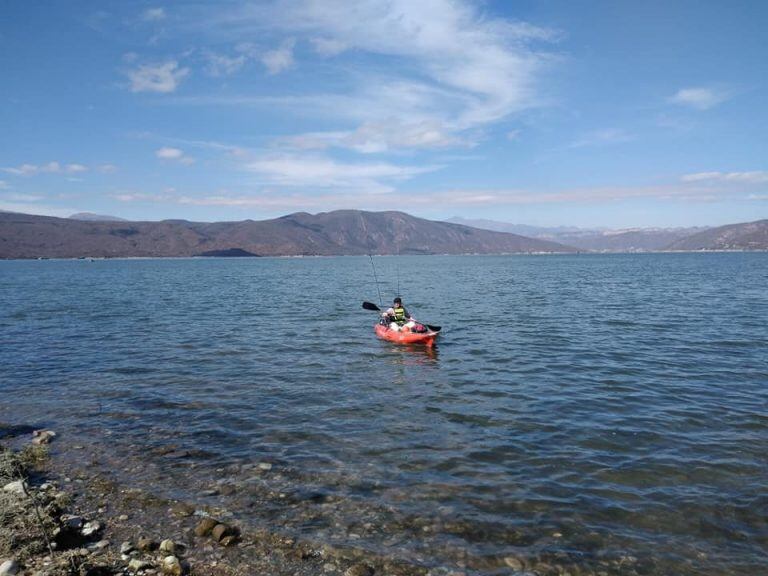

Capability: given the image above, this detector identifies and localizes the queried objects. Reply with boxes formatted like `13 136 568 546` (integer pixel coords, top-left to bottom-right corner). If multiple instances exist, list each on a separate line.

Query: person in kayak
382 297 426 332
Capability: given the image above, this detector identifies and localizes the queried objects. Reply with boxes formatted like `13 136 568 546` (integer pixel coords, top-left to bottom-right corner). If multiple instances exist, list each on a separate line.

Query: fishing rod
368 254 383 308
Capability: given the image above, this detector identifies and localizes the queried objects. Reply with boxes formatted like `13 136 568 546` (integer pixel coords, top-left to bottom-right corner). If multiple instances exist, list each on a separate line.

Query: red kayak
374 323 439 347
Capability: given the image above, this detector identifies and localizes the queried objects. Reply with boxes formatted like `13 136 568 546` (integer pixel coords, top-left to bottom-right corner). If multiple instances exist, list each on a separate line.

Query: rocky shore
0 431 443 576
1 428 665 576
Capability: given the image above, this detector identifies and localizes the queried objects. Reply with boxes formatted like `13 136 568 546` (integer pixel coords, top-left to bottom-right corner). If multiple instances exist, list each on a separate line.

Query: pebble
2 481 26 496
62 515 84 530
88 540 110 551
257 462 273 471
161 556 183 576
211 524 229 542
32 430 56 445
170 503 194 518
193 518 218 537
0 560 19 576
81 521 102 537
345 563 375 576
118 514 129 521
503 556 524 570
128 559 152 572
219 535 237 547
158 540 176 554
137 537 158 552
120 542 135 555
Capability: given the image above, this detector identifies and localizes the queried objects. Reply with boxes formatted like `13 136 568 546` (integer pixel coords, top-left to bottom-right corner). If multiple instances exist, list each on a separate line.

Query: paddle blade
426 324 441 332
362 301 381 311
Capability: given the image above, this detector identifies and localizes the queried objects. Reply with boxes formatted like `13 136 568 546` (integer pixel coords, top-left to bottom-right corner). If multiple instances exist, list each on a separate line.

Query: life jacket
393 306 406 324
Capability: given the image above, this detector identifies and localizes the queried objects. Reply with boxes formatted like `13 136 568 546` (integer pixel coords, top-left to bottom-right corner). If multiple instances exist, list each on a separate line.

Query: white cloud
0 180 8 189
127 61 189 93
310 37 347 57
156 147 194 165
669 87 728 110
681 171 768 184
243 153 439 192
203 51 247 77
2 162 89 176
261 38 295 74
98 164 119 173
201 0 557 149
142 8 166 22
2 193 44 202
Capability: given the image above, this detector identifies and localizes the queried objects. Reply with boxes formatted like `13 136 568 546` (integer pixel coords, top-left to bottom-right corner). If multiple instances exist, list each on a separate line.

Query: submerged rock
137 536 157 552
31 430 56 445
345 563 375 576
193 518 218 537
0 560 20 576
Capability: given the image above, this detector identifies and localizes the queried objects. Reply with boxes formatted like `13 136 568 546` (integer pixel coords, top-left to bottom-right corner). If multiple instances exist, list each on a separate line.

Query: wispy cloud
126 60 189 93
261 38 295 74
2 193 44 202
309 37 347 57
155 147 194 165
203 51 247 77
189 1 558 151
0 180 8 189
568 128 632 148
243 154 439 193
681 171 768 184
142 7 166 22
2 162 90 176
669 87 729 110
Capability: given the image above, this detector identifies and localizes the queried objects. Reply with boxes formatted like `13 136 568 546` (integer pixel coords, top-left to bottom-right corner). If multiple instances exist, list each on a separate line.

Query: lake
1 254 767 574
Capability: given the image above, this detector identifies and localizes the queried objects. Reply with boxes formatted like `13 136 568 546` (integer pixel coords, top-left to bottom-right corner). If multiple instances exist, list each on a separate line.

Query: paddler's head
393 297 402 306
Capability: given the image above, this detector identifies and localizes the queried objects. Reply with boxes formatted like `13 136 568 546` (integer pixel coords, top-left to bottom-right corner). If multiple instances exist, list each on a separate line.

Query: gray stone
128 559 152 572
120 541 135 554
257 462 273 471
62 515 84 530
0 560 20 576
81 521 102 537
31 430 56 445
2 481 26 496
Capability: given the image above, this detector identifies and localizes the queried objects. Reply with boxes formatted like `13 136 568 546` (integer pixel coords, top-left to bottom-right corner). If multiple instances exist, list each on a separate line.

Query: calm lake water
1 254 767 574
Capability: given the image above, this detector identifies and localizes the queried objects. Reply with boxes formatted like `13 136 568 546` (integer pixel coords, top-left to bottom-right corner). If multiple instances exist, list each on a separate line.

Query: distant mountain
666 219 768 251
69 212 127 222
0 210 577 259
447 217 708 252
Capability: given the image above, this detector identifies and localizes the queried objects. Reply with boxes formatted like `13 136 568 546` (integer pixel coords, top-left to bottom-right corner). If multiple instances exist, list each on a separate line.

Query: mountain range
0 210 576 259
1 210 766 259
446 217 710 252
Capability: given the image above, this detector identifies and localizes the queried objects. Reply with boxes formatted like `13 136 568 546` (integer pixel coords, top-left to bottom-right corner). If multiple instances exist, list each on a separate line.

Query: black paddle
362 301 441 332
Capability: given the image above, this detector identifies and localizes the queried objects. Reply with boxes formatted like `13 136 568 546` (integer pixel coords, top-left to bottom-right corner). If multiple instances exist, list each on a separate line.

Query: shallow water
2 254 767 574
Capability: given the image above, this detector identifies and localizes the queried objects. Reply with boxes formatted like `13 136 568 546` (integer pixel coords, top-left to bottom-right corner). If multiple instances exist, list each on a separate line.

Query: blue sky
1 1 766 228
